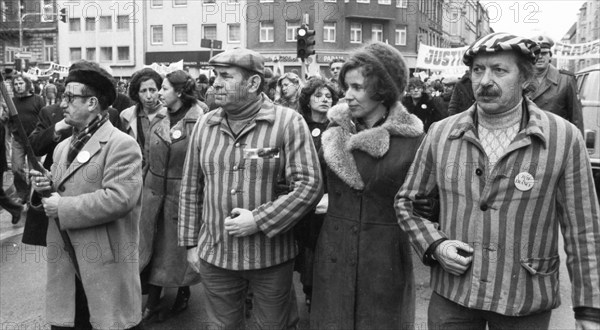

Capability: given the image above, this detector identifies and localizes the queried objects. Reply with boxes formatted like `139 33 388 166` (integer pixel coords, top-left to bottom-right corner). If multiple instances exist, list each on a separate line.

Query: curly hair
165 70 198 109
299 77 339 119
338 42 408 108
12 74 33 94
128 68 163 104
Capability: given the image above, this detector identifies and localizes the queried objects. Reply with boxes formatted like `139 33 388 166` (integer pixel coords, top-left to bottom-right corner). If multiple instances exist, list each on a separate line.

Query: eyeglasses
61 93 93 104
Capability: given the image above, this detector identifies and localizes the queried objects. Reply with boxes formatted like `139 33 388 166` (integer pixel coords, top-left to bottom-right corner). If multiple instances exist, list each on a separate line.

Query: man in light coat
396 32 600 329
31 60 143 330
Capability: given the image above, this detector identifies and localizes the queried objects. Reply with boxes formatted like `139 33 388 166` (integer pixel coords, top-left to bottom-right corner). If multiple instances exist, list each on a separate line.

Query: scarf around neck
67 113 108 167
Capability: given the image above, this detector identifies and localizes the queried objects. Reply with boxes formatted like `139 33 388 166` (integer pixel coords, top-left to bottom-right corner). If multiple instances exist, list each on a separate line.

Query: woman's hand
29 169 52 193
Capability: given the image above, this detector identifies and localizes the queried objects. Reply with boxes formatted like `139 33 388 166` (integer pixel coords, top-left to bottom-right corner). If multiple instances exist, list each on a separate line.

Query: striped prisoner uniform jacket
395 98 600 316
178 94 323 270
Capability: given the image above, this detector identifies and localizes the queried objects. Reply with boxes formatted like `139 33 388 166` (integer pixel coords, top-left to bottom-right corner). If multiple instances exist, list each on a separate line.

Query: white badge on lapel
76 151 91 164
172 130 182 139
311 128 321 137
514 172 534 191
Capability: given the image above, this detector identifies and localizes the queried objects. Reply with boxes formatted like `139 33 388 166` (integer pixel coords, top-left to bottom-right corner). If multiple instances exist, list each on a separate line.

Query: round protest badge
311 128 321 137
76 151 91 164
172 130 182 139
514 172 534 192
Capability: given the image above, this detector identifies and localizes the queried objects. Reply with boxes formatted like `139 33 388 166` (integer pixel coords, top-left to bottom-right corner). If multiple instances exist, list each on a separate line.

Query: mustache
476 85 501 98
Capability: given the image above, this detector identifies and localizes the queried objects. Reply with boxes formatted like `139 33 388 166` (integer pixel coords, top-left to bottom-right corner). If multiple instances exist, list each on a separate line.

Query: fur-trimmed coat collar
322 101 423 190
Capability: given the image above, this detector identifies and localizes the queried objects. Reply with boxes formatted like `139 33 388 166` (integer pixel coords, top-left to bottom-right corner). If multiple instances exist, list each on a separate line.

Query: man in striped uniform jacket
178 48 323 329
396 32 600 329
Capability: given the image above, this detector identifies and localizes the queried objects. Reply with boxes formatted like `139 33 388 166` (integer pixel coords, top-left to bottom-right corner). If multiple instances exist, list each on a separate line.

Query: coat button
480 204 488 211
475 168 483 176
58 186 65 192
333 225 339 231
330 258 337 263
235 142 240 148
352 226 358 234
233 165 238 171
230 189 236 195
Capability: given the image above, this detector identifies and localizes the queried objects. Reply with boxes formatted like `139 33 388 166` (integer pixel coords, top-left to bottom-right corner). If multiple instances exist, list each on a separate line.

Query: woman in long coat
141 70 204 322
311 42 425 329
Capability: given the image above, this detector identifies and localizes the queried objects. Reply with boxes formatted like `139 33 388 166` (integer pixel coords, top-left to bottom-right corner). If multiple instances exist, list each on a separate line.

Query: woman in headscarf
140 70 205 323
311 42 425 329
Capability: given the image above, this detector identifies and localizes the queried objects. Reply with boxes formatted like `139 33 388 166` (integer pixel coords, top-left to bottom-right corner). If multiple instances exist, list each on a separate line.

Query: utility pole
18 0 23 50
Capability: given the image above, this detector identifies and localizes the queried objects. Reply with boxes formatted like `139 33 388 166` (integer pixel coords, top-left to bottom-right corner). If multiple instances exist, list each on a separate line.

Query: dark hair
299 77 339 119
408 77 425 90
208 76 216 86
128 68 163 104
238 67 265 95
12 74 33 93
197 74 208 84
339 57 396 108
165 70 198 109
329 58 345 68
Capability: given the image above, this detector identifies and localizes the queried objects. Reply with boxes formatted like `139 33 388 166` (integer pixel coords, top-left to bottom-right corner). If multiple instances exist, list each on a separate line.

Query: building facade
56 0 144 78
1 0 58 73
575 0 599 71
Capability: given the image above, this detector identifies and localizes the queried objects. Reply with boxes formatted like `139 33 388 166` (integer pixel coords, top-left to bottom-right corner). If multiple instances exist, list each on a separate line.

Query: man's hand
576 320 600 330
41 192 61 218
224 208 259 237
315 193 328 214
54 118 71 133
187 247 200 273
30 169 52 193
434 240 474 276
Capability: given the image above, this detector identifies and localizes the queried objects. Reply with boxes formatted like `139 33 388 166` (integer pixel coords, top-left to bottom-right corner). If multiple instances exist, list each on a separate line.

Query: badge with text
244 147 280 159
514 172 534 191
311 128 321 137
76 151 91 164
172 130 182 139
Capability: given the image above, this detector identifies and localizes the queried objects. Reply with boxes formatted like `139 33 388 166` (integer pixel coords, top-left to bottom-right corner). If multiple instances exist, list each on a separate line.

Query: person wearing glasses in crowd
30 60 144 330
139 70 204 323
311 42 425 329
402 77 447 132
275 72 303 112
528 35 583 134
396 32 600 329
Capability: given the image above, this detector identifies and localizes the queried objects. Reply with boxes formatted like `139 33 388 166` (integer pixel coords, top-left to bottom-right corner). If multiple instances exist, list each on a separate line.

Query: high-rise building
575 0 599 71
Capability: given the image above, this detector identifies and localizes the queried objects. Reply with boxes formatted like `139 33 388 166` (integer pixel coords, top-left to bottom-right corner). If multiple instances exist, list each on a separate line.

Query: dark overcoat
311 102 424 329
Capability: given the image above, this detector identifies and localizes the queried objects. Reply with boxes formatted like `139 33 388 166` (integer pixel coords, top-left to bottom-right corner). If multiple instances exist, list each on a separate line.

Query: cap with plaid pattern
463 32 541 66
209 48 265 75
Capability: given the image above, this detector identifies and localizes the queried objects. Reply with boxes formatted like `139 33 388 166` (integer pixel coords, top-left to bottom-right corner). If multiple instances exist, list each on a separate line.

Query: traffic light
296 25 315 60
59 8 67 23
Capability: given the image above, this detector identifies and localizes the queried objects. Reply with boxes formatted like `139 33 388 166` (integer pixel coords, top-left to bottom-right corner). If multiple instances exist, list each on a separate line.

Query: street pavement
0 177 578 330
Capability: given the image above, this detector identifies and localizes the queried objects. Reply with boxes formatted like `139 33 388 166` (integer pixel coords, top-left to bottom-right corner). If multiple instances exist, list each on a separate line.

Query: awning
145 50 224 67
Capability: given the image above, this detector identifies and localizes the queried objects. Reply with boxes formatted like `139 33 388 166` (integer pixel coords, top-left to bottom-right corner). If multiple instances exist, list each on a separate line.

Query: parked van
576 63 600 198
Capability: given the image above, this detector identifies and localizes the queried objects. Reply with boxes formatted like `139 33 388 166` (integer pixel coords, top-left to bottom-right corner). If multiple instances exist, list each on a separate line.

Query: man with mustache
528 35 583 134
396 32 600 329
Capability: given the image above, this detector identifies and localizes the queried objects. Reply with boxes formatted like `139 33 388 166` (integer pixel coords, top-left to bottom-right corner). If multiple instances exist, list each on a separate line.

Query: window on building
259 22 274 42
379 0 391 4
395 26 406 45
173 0 187 6
286 0 300 2
357 0 369 3
450 12 458 34
324 0 337 2
151 25 163 44
259 0 274 2
324 22 336 43
203 25 217 40
86 47 96 61
372 24 383 42
350 23 362 43
173 24 188 44
41 0 54 22
117 15 129 30
70 48 82 61
69 18 81 32
5 48 17 63
118 47 130 61
204 0 216 2
85 17 96 31
43 38 54 62
396 0 406 7
228 24 241 43
151 0 163 7
286 21 300 42
100 47 113 62
99 16 112 30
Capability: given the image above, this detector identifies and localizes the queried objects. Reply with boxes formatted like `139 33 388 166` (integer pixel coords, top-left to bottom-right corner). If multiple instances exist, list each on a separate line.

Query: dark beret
209 48 265 75
65 60 116 107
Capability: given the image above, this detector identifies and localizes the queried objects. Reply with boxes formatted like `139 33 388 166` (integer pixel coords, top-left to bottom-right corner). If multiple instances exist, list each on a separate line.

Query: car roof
576 63 600 75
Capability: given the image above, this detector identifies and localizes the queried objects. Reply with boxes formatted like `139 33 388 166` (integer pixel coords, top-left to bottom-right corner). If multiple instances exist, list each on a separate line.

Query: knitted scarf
66 113 108 166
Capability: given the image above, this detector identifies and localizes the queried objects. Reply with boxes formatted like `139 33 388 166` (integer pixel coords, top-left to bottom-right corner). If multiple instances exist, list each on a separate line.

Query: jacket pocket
96 226 116 265
520 255 559 276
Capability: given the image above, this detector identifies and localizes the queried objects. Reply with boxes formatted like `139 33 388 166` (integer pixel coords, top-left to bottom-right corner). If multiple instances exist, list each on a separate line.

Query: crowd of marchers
0 31 598 330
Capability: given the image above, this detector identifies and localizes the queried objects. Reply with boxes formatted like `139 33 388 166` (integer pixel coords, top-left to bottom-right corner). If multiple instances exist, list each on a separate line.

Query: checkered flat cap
209 48 265 75
463 32 541 66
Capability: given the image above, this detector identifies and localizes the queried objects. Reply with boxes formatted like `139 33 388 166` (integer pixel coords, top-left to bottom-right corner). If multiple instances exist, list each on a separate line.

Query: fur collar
322 101 423 190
